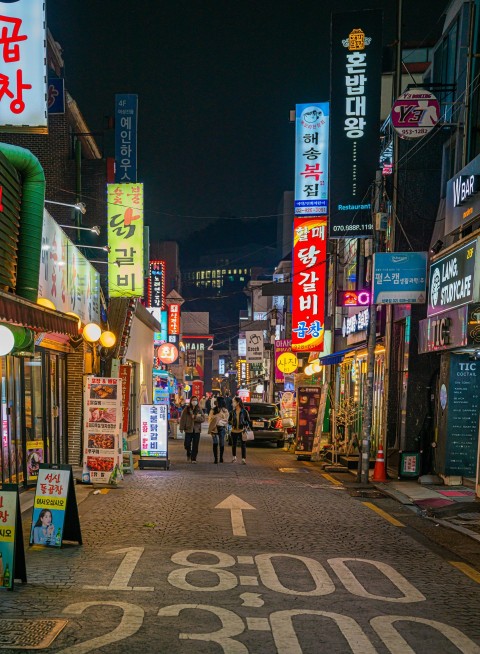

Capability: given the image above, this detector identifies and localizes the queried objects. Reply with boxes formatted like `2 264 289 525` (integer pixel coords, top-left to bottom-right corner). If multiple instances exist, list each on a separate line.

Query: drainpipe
0 143 45 302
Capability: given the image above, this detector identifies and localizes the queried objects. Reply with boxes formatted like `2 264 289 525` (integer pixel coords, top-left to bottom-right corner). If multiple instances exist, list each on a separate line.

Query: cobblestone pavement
2 436 480 653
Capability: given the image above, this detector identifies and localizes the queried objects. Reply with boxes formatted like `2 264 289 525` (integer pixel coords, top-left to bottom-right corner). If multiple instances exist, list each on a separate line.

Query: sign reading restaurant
428 239 477 316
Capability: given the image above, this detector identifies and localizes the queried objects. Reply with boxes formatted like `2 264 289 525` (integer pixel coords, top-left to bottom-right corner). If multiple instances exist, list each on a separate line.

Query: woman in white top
208 396 229 463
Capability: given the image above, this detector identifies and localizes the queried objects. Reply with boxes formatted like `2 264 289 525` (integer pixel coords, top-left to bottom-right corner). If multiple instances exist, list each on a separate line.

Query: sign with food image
82 377 123 484
295 386 322 456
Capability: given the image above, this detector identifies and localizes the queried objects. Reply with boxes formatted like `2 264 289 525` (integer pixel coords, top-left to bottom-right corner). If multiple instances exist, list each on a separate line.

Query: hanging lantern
0 325 15 356
99 331 116 348
83 322 102 343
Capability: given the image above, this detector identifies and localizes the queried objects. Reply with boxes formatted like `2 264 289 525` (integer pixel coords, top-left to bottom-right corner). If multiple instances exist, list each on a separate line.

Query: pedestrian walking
199 395 207 411
229 396 251 464
224 391 233 413
179 396 206 463
208 397 229 463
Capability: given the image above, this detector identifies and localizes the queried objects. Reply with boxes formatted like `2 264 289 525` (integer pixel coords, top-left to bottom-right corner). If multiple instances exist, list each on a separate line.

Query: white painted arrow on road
215 494 256 537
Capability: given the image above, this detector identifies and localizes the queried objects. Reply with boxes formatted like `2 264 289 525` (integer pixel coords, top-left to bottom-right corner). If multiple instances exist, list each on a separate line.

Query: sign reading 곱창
107 183 144 297
329 10 382 238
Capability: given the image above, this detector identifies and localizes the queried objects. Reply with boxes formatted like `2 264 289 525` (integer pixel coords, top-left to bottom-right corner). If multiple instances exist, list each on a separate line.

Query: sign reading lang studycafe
292 218 327 352
329 9 382 238
0 0 47 133
428 239 477 316
107 183 144 297
294 103 329 216
373 252 427 304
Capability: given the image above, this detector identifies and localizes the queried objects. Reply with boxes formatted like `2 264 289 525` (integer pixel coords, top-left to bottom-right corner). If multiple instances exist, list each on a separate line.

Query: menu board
295 386 322 455
140 404 168 458
82 377 122 484
445 355 480 477
0 485 26 589
26 440 44 482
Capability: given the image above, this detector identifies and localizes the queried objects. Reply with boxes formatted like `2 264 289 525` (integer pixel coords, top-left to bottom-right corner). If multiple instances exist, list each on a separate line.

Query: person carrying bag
179 396 206 463
208 397 229 464
229 396 251 464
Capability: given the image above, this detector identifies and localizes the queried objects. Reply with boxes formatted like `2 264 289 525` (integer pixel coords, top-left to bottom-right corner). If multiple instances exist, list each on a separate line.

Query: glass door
24 353 45 484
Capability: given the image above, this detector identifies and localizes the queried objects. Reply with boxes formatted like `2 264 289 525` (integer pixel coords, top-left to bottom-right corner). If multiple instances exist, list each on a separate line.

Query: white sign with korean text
140 404 168 458
0 0 47 132
246 331 264 363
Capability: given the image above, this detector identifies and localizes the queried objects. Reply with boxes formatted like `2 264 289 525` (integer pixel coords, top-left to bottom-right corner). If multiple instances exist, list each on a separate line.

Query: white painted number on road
84 547 154 592
169 549 238 592
255 553 335 596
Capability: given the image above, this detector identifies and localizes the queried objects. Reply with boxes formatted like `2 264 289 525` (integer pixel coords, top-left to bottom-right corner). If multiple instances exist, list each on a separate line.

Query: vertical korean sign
329 10 382 238
140 404 168 458
115 94 138 183
148 260 166 309
82 377 122 484
168 303 180 335
292 218 327 352
0 487 17 588
0 0 47 133
30 468 69 547
294 103 329 216
107 183 144 297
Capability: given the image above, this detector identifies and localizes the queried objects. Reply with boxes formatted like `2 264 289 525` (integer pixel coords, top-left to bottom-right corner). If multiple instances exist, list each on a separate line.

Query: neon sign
337 290 371 306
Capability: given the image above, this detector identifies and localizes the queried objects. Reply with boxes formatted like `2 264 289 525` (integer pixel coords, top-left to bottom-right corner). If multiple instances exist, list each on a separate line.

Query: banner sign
107 183 144 297
391 88 440 140
275 339 292 382
373 252 427 304
47 77 65 114
115 94 138 183
329 9 383 238
292 217 327 352
294 102 329 216
428 239 477 316
82 377 122 484
0 485 26 590
29 465 82 548
168 303 180 335
39 211 101 324
0 0 47 133
246 331 264 363
148 260 166 309
140 404 168 458
119 365 132 434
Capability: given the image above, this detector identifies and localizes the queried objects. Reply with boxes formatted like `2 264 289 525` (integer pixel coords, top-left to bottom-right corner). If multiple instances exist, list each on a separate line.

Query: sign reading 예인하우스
294 103 329 216
115 94 138 183
0 485 26 590
292 217 327 352
29 465 82 548
107 183 144 297
0 0 47 133
82 377 123 484
329 10 382 238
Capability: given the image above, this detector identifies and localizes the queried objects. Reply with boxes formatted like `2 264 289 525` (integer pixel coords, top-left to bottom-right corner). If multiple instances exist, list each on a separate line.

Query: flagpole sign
82 377 123 484
139 404 169 470
329 10 383 238
294 103 329 216
292 217 327 352
29 465 81 547
107 183 144 297
0 485 26 590
0 0 48 133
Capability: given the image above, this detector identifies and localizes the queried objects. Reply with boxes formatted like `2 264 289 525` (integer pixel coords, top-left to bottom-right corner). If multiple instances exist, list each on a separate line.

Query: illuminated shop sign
342 308 369 337
428 240 477 316
148 260 166 309
115 94 138 183
168 304 180 335
391 88 440 140
337 290 371 307
329 10 382 238
294 102 329 216
445 153 480 234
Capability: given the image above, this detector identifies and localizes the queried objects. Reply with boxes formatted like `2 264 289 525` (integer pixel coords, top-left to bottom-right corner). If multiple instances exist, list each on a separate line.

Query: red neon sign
337 290 371 307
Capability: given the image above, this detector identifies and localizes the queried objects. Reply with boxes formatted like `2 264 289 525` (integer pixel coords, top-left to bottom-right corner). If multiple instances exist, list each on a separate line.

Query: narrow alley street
2 437 480 653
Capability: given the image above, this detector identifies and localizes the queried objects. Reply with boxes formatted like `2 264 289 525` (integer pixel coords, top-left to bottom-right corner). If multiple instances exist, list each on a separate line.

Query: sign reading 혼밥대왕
373 252 427 304
329 10 383 238
428 239 477 316
107 183 144 297
294 103 329 216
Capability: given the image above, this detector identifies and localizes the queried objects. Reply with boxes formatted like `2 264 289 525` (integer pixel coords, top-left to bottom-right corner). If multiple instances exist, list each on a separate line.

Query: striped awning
0 290 78 337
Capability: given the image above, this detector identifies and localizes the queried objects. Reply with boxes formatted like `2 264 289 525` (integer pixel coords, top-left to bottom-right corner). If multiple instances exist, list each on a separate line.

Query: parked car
243 402 285 447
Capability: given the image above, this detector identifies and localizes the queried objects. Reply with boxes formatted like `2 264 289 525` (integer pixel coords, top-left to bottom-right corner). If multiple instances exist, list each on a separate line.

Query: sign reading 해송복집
428 239 477 316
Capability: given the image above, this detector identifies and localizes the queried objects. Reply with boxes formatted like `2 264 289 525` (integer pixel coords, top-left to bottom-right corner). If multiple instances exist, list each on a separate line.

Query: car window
245 404 277 417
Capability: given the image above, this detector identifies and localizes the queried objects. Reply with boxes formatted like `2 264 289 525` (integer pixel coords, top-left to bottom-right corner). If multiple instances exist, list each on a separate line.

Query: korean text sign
82 377 122 484
115 94 138 183
148 260 166 309
0 487 16 587
168 303 181 335
373 252 427 304
30 468 70 547
246 331 264 363
275 339 292 382
292 217 327 352
428 240 477 316
329 10 382 238
107 183 144 297
0 0 47 132
294 103 329 216
141 404 168 458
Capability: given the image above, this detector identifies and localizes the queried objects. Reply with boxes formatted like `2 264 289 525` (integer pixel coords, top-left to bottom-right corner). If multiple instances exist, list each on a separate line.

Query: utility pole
360 172 383 484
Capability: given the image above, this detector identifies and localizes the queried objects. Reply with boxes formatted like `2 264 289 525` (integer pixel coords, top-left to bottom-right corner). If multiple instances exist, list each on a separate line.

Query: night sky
46 0 448 242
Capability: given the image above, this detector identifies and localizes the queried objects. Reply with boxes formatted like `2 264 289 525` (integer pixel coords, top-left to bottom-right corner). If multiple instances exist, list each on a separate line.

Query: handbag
242 429 255 442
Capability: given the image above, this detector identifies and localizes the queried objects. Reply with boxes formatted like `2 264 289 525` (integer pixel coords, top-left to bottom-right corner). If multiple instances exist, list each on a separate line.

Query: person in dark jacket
229 396 251 464
179 396 206 462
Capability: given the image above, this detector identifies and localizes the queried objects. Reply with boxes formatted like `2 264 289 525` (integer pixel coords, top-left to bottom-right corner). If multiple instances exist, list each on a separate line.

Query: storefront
419 233 480 484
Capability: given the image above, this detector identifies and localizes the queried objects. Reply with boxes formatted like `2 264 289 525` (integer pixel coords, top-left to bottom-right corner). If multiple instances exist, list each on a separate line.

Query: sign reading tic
0 0 48 133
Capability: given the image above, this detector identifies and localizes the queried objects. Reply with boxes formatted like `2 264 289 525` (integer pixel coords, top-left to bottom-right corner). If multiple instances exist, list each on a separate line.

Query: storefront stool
123 450 134 474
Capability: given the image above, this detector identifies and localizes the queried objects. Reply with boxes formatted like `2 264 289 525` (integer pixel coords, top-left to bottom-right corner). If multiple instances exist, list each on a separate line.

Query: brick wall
66 342 86 466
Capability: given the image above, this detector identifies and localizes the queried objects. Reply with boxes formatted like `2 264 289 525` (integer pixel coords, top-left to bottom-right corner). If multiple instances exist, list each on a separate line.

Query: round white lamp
83 322 102 343
99 331 116 348
0 325 15 356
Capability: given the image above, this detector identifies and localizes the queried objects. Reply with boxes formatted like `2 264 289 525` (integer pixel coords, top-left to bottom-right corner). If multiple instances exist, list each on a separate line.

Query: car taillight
274 418 282 429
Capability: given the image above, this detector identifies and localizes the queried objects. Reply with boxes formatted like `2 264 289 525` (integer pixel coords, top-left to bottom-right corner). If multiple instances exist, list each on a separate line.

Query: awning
0 290 78 337
319 347 358 366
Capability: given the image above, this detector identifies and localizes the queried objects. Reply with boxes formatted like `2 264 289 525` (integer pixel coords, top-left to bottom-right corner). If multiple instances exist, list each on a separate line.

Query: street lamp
75 244 110 252
59 224 101 236
45 200 87 214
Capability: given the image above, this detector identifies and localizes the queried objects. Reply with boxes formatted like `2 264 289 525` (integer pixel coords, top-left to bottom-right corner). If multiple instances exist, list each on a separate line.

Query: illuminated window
206 271 211 279
201 271 205 279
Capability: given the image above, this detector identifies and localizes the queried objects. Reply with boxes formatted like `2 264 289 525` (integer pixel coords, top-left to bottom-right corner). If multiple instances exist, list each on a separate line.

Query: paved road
2 436 480 653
